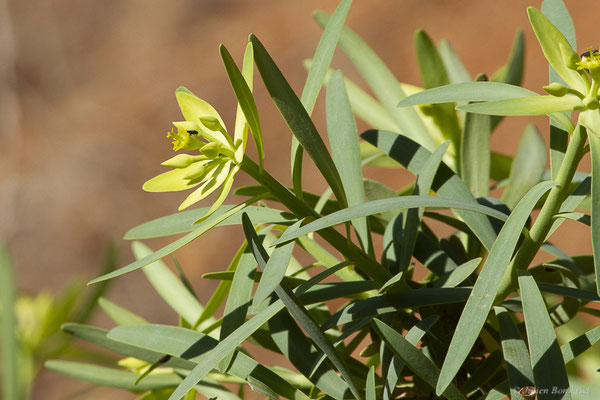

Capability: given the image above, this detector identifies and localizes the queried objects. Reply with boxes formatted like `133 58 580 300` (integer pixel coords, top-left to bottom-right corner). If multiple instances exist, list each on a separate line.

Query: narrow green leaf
195 242 245 329
250 34 347 206
125 205 294 240
398 82 536 107
372 319 466 400
90 198 259 284
161 226 360 400
268 312 350 400
542 0 576 180
63 323 195 370
561 326 600 363
219 235 261 370
438 39 471 84
361 130 498 250
314 11 437 151
527 6 586 93
547 175 590 238
301 0 351 115
366 366 376 400
1 246 18 400
293 0 353 199
274 195 507 246
538 283 600 301
436 181 555 395
414 30 461 149
502 124 547 209
327 70 371 251
242 213 362 399
233 42 255 163
588 132 600 295
432 258 481 288
98 297 148 326
494 306 534 399
132 242 209 329
45 360 181 390
398 141 450 276
108 324 310 400
381 315 439 399
492 29 525 87
461 78 491 197
253 222 300 307
324 288 471 329
415 30 450 89
519 274 571 400
457 95 582 116
220 44 263 167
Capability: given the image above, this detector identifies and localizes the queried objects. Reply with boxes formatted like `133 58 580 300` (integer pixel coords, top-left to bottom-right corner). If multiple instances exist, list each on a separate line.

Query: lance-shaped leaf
242 213 361 399
588 132 600 295
398 82 536 107
132 242 209 329
89 198 258 284
233 43 255 162
361 130 498 250
63 323 195 370
398 141 450 277
273 195 507 247
543 0 576 180
519 274 571 400
494 306 534 400
125 205 295 240
98 297 147 326
293 0 353 197
218 237 258 371
372 319 466 400
45 360 182 390
438 39 471 84
461 76 491 198
527 6 586 94
457 95 582 116
561 325 600 362
107 324 310 400
414 29 461 148
323 288 471 329
327 70 371 251
436 181 555 395
501 124 547 209
250 34 347 207
253 222 300 307
492 29 525 87
315 11 438 151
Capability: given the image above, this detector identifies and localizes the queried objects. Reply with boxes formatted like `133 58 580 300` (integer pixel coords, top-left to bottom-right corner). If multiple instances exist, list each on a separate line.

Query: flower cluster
143 87 243 214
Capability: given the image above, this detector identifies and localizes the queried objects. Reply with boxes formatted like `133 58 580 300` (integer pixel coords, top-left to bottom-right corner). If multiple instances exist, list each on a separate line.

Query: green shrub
44 0 600 399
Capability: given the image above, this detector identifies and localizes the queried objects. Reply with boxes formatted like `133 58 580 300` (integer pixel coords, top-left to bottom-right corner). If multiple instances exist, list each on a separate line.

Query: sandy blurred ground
0 0 598 398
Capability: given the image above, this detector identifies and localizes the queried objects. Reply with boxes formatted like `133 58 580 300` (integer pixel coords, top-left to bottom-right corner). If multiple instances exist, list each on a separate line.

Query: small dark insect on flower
518 386 537 398
581 49 598 59
187 130 199 135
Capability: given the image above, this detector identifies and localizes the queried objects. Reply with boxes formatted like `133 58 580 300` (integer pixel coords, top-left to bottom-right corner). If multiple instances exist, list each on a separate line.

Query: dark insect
581 49 598 58
187 130 198 135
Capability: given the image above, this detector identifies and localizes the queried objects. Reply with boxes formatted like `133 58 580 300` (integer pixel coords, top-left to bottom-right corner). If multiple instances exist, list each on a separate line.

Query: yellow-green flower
576 47 600 77
143 87 245 214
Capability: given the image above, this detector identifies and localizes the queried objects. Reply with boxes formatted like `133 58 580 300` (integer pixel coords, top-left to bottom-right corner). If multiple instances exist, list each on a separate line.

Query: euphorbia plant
45 0 600 399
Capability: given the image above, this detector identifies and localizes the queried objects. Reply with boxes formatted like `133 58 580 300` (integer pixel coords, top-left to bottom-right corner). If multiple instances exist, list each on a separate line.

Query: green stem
497 124 587 301
239 156 391 285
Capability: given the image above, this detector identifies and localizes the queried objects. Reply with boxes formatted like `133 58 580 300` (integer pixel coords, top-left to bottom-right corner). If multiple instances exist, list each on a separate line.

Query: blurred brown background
1 0 598 398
